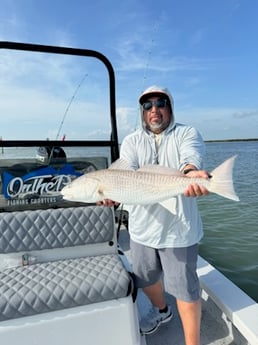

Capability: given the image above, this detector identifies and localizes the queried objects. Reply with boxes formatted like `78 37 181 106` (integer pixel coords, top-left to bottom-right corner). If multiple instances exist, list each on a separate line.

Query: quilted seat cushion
0 254 131 321
0 206 114 253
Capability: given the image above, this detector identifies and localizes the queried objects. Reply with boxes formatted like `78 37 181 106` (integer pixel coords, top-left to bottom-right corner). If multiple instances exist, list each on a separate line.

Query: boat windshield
0 41 119 211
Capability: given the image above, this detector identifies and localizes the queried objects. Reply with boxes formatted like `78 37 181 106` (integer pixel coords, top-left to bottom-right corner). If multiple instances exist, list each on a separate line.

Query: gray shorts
130 239 200 302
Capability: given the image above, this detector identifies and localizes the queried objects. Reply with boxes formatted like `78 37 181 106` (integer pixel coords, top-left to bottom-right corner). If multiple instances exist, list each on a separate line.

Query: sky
0 0 258 142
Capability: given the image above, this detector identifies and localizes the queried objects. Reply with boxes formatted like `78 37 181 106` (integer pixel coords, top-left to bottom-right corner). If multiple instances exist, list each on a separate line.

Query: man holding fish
62 85 238 345
105 85 208 345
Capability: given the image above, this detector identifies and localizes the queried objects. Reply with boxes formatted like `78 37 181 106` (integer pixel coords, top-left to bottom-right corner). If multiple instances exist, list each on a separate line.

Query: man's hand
184 170 210 197
96 199 120 207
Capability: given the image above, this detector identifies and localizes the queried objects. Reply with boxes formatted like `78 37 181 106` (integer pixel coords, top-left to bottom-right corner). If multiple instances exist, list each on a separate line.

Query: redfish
61 156 239 205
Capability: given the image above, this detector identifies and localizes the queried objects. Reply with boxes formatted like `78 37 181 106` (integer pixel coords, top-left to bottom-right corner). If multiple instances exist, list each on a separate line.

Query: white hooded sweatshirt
120 85 205 248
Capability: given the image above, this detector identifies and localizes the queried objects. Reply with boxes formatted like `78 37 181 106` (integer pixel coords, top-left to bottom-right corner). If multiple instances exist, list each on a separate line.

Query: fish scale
97 170 209 204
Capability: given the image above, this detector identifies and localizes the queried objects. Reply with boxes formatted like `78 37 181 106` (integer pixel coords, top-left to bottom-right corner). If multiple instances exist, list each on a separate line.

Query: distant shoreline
205 138 258 143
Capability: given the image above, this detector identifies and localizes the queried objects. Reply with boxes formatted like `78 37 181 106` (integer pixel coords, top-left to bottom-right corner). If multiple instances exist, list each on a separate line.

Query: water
1 141 257 302
198 141 258 302
0 146 112 160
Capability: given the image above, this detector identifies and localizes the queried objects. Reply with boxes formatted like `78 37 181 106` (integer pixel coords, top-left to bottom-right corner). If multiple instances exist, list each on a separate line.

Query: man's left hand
184 170 210 197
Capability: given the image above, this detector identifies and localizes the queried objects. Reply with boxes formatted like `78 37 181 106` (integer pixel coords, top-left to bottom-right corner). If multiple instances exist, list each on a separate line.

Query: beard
146 120 169 133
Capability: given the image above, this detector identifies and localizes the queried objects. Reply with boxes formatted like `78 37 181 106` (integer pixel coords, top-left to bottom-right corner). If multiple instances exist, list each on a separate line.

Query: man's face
142 96 171 134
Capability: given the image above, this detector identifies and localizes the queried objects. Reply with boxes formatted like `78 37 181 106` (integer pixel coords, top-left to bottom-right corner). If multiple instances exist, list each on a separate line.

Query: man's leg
140 280 173 335
143 280 166 309
160 244 201 344
129 240 172 334
176 298 201 345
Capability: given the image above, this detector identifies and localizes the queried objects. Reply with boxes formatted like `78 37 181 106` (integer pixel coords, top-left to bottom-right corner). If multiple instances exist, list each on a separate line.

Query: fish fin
109 159 134 171
209 155 239 201
138 164 184 176
159 198 177 214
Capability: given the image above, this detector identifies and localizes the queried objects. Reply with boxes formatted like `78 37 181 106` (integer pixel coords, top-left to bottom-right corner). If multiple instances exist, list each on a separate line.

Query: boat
0 41 257 345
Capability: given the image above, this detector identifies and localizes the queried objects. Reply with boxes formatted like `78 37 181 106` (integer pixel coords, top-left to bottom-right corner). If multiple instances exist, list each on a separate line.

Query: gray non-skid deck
118 227 238 345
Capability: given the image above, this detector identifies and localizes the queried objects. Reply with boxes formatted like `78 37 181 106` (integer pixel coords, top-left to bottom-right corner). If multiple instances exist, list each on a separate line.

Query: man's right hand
96 199 120 207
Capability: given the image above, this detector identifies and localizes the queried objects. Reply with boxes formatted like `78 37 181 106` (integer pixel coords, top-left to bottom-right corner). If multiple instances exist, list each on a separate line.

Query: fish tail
209 155 239 201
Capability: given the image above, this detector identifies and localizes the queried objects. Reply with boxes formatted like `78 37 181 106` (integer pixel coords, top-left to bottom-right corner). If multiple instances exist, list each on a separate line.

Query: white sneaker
140 305 173 335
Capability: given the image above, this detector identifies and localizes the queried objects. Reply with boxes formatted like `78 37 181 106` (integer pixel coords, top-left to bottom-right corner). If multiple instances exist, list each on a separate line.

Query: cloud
189 28 207 46
232 110 258 119
116 106 138 142
175 105 258 140
0 48 115 140
230 0 241 12
114 30 225 75
0 8 25 41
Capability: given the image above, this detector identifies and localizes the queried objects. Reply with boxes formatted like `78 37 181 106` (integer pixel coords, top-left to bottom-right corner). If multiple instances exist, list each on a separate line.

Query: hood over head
139 85 175 131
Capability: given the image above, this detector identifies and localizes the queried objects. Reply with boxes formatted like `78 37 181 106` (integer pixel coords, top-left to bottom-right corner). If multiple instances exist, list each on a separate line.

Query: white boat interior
0 204 257 345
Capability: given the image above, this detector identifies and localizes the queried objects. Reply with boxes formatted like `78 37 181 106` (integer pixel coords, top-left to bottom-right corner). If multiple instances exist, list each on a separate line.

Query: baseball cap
139 85 174 113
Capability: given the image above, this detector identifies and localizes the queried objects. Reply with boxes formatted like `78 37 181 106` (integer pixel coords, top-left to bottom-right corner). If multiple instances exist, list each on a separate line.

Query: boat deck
118 227 245 345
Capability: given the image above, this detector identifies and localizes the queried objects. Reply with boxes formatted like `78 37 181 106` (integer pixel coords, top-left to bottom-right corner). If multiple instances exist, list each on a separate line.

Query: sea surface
1 141 257 302
198 141 258 302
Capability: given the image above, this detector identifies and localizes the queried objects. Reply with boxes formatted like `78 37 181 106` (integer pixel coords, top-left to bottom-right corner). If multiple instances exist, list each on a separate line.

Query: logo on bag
2 164 81 206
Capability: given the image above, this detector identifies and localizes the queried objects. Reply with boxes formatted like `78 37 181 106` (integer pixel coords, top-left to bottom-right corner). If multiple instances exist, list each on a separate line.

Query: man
102 85 209 345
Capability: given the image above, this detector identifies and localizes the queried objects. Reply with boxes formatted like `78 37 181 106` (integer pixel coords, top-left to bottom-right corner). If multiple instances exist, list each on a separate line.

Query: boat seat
0 205 141 345
0 206 132 321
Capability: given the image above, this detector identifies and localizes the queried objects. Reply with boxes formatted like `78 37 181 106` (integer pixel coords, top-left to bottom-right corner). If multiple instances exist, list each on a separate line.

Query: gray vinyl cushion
0 254 131 321
0 206 114 253
0 206 131 322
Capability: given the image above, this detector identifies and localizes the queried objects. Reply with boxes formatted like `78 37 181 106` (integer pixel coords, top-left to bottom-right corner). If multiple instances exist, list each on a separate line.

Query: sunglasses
142 98 168 111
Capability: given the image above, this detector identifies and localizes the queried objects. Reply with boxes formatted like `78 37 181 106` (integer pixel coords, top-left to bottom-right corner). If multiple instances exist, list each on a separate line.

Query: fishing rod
45 73 89 164
135 20 160 130
56 73 88 140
